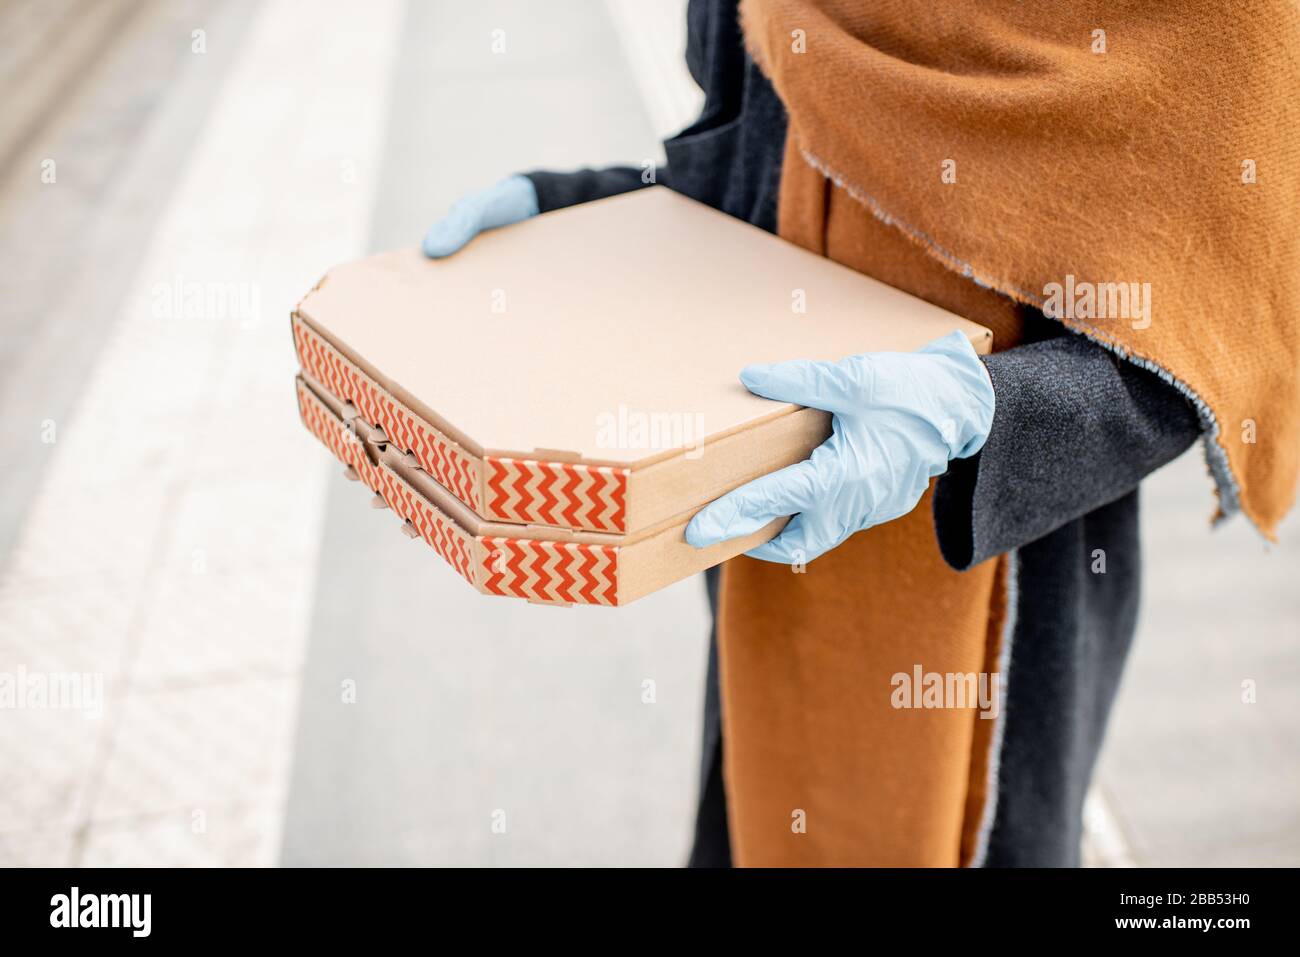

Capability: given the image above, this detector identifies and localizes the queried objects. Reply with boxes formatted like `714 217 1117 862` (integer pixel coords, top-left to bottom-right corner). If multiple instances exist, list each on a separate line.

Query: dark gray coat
528 0 1201 866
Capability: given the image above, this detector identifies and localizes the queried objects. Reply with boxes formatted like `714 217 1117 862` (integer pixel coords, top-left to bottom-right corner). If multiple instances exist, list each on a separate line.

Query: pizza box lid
293 186 991 535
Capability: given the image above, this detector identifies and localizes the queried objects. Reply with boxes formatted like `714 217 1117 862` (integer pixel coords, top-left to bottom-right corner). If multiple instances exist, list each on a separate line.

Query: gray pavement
1097 449 1300 866
279 0 711 867
278 0 1299 867
0 0 257 564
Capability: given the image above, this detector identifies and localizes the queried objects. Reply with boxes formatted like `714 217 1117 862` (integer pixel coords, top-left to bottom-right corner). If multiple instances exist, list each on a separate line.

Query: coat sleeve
523 167 653 215
932 333 1202 570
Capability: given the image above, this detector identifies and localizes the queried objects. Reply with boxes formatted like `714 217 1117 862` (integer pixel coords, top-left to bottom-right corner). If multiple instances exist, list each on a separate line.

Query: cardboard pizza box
291 186 992 605
296 375 773 606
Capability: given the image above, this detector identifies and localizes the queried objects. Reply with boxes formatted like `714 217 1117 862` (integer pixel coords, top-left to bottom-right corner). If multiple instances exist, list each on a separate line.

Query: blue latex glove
422 174 539 258
685 330 995 564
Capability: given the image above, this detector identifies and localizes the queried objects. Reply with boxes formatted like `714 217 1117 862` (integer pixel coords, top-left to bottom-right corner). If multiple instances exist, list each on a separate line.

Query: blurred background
0 0 1295 867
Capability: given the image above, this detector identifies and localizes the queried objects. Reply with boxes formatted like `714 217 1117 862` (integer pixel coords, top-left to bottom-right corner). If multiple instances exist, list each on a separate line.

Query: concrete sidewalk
279 0 711 868
0 0 401 866
1095 450 1300 866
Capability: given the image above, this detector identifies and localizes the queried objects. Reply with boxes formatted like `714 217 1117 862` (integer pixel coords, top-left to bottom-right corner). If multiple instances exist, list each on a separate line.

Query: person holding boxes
422 0 1299 866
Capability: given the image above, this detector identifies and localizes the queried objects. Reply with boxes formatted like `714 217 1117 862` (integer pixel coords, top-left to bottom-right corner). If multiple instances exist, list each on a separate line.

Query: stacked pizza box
291 187 991 606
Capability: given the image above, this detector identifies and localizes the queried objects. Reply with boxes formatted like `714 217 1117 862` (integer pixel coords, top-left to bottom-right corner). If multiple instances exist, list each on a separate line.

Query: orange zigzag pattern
296 381 474 586
480 536 618 607
292 316 480 509
374 466 474 582
297 380 620 605
294 315 629 534
296 379 378 487
484 456 628 533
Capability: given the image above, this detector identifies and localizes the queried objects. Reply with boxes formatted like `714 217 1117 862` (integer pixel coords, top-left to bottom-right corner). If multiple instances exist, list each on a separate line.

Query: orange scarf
718 0 1300 865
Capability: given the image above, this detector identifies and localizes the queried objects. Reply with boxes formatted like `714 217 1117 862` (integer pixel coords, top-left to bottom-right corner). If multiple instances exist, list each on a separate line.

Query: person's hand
422 175 539 258
685 331 995 564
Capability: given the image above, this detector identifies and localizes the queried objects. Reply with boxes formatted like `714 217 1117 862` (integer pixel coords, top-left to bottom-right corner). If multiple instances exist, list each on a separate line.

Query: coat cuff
932 335 1201 570
524 167 653 215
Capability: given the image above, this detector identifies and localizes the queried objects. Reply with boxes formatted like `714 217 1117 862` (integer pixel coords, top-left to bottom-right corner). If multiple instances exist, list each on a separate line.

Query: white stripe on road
0 0 402 865
603 0 703 143
1083 787 1138 868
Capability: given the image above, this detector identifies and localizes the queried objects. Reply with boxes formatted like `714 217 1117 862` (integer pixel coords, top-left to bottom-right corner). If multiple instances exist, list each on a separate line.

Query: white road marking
1083 786 1138 868
604 0 703 143
0 0 402 865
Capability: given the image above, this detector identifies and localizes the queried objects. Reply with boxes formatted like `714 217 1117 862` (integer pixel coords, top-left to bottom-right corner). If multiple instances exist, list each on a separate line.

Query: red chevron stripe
587 470 605 530
454 454 475 504
447 450 465 494
495 541 515 593
513 541 534 598
439 443 456 489
478 455 629 534
295 316 481 509
557 465 580 527
503 539 527 590
607 472 628 532
431 521 452 570
421 511 441 551
536 462 561 526
510 462 534 519
478 539 618 606
439 529 459 575
524 542 547 600
380 465 477 586
486 459 509 517
575 546 600 605
377 397 399 446
595 550 617 604
481 539 505 595
595 548 618 600
435 443 451 486
596 544 619 605
432 438 456 498
494 541 520 597
300 380 485 589
428 514 452 564
376 470 403 513
399 413 418 452
298 319 634 538
554 546 578 603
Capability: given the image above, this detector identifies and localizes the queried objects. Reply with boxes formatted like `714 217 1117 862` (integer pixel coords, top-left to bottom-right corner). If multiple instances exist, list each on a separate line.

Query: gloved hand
422 174 539 258
685 330 995 564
